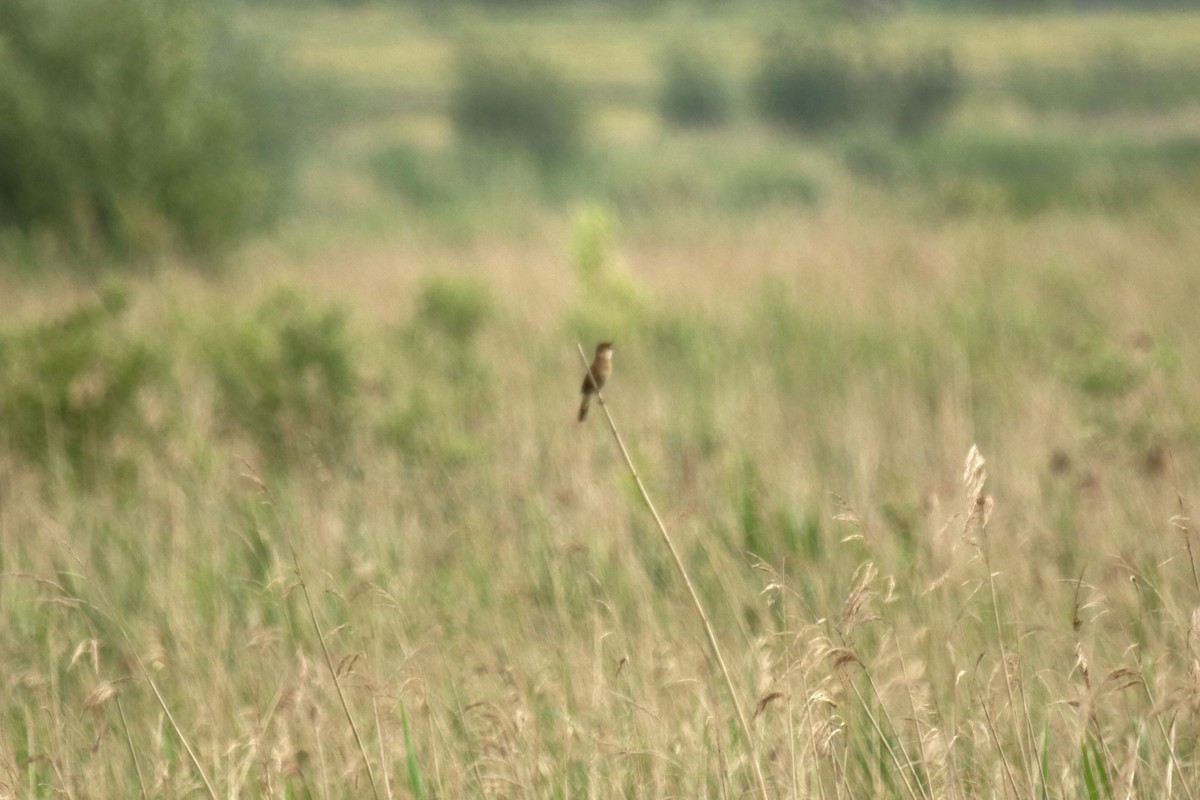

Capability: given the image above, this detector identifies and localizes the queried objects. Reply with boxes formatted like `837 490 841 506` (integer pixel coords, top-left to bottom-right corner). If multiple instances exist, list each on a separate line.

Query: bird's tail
578 395 590 422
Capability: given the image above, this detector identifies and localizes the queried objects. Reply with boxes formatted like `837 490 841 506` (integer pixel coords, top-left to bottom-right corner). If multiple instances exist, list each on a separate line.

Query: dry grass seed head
753 691 784 719
838 561 894 634
1189 661 1200 713
69 638 101 673
1074 643 1092 689
800 686 846 759
1189 607 1200 656
83 680 121 712
961 445 993 547
146 642 170 672
963 445 987 501
828 648 862 672
831 493 869 543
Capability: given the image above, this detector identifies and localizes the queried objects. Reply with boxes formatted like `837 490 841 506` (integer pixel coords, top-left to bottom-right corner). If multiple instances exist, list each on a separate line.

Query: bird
578 342 614 422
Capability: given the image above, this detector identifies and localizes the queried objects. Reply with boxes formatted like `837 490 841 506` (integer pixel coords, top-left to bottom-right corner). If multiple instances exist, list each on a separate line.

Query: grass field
4 4 1200 798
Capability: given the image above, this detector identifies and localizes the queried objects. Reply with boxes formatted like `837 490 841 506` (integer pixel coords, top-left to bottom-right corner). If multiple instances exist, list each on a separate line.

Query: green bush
370 143 461 209
378 276 497 465
565 204 649 342
0 0 297 261
208 289 358 467
892 48 961 136
0 286 162 479
916 0 1065 8
841 131 907 183
415 275 495 346
753 34 962 135
753 35 867 132
725 161 821 208
450 46 586 163
659 45 733 127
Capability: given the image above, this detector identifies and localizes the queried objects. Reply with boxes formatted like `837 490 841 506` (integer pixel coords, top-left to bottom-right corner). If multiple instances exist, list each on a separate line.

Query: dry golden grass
5 200 1200 795
5 4 1200 798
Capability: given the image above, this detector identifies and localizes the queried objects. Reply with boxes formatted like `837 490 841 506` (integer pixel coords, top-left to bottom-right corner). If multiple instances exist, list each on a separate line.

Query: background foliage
0 0 297 261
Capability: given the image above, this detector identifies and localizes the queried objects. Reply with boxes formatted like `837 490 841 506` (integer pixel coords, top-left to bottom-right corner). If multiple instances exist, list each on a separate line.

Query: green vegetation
1009 45 1200 116
5 229 1200 795
753 33 962 135
658 44 734 127
0 0 298 262
844 132 1200 215
0 284 162 482
754 33 871 132
450 45 587 163
207 288 359 467
4 3 1200 798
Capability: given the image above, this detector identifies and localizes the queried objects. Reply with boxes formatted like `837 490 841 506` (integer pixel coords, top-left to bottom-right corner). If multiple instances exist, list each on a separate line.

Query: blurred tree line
244 0 1196 10
0 0 298 265
0 0 1189 270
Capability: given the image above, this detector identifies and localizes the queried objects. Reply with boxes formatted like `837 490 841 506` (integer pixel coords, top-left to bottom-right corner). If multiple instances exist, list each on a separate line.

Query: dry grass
4 217 1200 795
5 4 1200 798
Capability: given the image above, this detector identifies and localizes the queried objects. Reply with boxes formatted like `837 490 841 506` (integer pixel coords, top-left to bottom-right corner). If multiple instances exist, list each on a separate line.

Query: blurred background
3 0 1198 274
4 0 1200 797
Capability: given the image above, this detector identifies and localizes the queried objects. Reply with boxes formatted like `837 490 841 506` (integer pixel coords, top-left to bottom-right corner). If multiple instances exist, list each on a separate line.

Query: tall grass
5 5 1200 798
4 215 1200 794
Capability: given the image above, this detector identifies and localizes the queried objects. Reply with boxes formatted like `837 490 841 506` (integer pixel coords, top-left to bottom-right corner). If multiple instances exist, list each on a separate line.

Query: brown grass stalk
114 697 149 800
39 547 218 800
371 693 394 800
894 637 932 793
576 343 770 800
966 445 1036 796
241 465 384 800
288 545 384 800
119 628 219 800
846 675 923 800
1140 677 1196 800
976 679 1021 800
981 547 1035 795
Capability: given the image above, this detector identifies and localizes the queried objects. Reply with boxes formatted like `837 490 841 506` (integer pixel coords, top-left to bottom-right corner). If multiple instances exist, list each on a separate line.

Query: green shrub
0 0 297 261
450 46 586 162
891 48 961 136
0 286 162 479
753 34 867 132
565 204 649 342
659 45 733 127
415 275 495 346
569 203 619 285
753 34 962 135
369 142 553 239
841 132 908 183
932 137 1094 214
725 161 821 208
370 143 461 209
917 0 1064 8
378 276 498 465
208 289 358 467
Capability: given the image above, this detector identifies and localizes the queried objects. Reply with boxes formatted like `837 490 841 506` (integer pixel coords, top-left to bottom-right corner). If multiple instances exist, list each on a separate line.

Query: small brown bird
578 341 614 422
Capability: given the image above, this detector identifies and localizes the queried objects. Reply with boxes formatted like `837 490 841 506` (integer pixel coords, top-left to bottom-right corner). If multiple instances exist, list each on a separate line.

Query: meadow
4 3 1200 798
